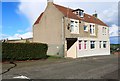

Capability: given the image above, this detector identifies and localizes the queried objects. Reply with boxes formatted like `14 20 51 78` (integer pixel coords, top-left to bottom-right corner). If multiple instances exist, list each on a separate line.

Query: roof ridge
34 3 108 26
53 3 74 11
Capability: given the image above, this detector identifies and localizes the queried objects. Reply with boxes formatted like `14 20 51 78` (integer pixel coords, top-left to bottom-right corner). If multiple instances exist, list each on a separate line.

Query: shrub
110 44 120 53
2 43 48 61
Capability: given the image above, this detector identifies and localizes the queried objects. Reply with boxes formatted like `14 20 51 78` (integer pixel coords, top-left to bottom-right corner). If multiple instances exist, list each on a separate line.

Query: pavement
1 54 120 79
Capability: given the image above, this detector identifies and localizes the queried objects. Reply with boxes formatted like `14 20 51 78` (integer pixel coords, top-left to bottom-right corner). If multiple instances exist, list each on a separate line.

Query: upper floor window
71 21 74 24
84 25 88 32
102 27 107 35
79 11 84 17
70 19 79 34
90 24 95 35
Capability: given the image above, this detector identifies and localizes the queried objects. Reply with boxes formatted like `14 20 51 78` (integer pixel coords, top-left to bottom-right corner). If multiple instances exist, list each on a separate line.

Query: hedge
2 43 48 61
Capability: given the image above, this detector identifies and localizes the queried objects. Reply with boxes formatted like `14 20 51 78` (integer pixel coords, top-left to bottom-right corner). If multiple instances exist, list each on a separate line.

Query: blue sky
1 0 119 44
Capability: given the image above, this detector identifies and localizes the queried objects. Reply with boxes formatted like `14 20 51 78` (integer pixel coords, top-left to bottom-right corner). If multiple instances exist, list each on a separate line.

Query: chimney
93 13 97 18
47 0 53 5
93 10 97 18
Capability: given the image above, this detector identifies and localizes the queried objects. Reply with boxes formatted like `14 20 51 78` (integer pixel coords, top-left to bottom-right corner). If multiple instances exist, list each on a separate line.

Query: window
102 27 107 35
75 21 78 23
79 11 84 17
90 24 95 35
79 40 82 50
70 19 79 34
105 28 106 34
70 25 74 32
84 41 87 49
71 20 74 23
99 41 102 48
90 25 92 34
103 41 107 48
84 25 88 31
90 41 95 49
93 25 95 34
76 11 79 15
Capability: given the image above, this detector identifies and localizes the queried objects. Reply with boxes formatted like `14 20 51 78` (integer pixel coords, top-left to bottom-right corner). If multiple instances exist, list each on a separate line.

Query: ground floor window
79 40 82 50
84 41 87 49
90 41 95 49
103 41 107 48
99 41 102 48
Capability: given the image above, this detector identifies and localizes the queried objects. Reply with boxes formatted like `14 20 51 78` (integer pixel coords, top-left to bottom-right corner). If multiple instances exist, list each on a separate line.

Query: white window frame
103 41 107 48
84 25 88 32
79 40 82 50
90 41 95 49
70 19 79 34
90 24 96 36
84 41 87 50
102 27 107 35
99 41 102 48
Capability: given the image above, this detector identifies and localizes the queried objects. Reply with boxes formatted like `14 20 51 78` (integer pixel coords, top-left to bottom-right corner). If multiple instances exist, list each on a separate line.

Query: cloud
99 4 118 26
17 1 119 39
109 24 119 37
2 32 33 40
18 0 47 25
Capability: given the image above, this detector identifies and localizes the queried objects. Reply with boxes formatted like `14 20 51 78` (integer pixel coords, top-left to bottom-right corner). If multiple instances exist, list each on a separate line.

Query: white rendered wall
77 37 110 58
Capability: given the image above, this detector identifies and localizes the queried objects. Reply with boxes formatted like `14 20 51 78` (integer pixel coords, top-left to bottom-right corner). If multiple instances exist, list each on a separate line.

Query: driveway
1 54 119 79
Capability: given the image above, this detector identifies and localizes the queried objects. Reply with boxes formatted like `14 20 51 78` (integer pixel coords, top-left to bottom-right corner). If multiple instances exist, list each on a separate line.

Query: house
3 38 33 43
33 0 110 58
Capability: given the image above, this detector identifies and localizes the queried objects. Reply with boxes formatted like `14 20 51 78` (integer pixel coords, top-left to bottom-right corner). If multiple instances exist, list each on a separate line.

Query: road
2 54 120 79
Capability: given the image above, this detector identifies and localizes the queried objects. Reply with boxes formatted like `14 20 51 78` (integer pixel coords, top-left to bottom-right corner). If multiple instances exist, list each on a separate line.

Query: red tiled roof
54 4 80 20
54 4 108 26
34 4 108 27
80 13 108 26
34 12 43 25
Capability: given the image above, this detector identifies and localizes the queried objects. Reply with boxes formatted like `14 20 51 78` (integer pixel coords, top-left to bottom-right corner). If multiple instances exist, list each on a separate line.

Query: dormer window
79 11 84 18
72 9 84 18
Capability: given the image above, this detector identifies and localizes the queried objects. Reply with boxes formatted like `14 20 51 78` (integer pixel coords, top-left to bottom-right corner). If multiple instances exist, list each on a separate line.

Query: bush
110 44 120 53
2 43 48 61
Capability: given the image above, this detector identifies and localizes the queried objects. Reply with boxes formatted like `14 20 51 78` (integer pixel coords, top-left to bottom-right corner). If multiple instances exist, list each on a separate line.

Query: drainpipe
62 17 66 57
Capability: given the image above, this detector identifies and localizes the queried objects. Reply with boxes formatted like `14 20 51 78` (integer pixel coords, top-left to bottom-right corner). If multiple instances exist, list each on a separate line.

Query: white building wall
77 38 110 58
76 23 110 58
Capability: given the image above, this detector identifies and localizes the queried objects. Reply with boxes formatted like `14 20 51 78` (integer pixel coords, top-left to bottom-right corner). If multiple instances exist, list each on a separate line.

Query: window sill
71 32 79 34
90 34 96 36
84 30 88 32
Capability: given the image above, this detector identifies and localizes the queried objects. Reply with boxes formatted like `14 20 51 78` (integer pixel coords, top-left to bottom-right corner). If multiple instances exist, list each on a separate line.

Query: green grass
47 55 63 59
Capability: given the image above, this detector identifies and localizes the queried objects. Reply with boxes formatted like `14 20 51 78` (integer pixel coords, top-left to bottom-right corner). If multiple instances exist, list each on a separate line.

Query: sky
1 0 120 44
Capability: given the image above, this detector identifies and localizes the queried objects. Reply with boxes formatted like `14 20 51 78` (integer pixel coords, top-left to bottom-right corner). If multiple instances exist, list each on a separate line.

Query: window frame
90 41 95 49
79 40 82 50
90 24 96 36
84 41 87 49
70 19 79 34
84 25 88 32
103 41 107 48
99 41 102 48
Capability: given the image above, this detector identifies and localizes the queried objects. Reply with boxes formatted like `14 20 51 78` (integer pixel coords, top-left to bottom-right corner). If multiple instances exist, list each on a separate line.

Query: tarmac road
2 54 120 79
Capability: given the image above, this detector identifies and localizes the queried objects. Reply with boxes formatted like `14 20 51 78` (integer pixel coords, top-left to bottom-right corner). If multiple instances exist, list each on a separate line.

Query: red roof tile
34 12 43 25
34 4 108 27
54 4 108 26
54 4 80 20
